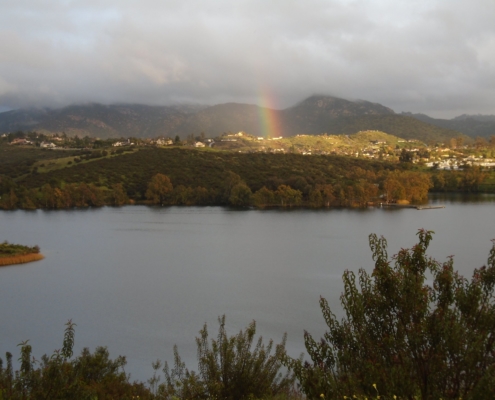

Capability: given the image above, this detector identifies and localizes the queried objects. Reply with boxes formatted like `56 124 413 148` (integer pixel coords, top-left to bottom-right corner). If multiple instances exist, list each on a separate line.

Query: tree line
0 169 433 210
1 147 494 210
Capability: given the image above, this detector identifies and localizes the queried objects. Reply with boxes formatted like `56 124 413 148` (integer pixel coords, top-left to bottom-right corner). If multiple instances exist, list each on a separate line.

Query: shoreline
0 253 45 267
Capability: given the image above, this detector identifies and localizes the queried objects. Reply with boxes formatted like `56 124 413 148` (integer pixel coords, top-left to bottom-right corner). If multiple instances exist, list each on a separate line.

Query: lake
1 195 494 382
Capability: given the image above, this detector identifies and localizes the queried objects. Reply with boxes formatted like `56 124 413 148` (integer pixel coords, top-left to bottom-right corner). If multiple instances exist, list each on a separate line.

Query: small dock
380 203 445 210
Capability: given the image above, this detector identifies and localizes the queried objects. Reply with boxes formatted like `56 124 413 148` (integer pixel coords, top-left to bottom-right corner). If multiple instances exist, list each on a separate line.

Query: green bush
0 321 152 399
159 315 295 400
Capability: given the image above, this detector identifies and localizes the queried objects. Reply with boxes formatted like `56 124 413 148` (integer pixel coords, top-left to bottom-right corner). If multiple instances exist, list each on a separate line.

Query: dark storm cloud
0 0 494 117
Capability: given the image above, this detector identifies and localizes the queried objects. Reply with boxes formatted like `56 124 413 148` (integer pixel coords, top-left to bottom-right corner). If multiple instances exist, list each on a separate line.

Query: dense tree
146 173 173 205
171 184 194 205
285 230 495 399
382 171 431 203
0 189 18 210
461 166 486 192
252 186 276 208
275 185 302 207
110 183 129 206
228 183 253 206
308 187 324 207
40 183 56 208
221 171 243 203
0 175 16 196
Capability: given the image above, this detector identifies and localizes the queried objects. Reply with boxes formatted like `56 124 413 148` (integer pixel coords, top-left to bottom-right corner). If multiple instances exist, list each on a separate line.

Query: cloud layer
1 0 494 117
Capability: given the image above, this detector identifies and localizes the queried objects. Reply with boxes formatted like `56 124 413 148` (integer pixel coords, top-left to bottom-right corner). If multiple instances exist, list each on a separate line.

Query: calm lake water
1 195 494 382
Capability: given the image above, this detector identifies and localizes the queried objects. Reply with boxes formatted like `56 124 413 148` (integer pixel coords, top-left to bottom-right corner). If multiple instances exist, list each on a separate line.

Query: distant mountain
171 102 263 137
275 96 390 136
402 112 495 139
171 95 467 143
0 95 467 143
453 114 495 122
36 104 190 139
284 95 395 118
0 108 51 132
275 96 463 143
0 103 206 139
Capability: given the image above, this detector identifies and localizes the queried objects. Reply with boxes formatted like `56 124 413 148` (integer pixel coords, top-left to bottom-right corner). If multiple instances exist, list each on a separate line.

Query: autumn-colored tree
221 171 243 203
19 188 37 210
275 185 302 207
228 183 253 206
146 173 173 205
432 171 447 191
309 184 335 207
382 171 431 203
308 188 324 207
252 186 276 208
401 171 432 202
40 183 56 209
171 185 193 205
192 186 211 205
0 189 18 210
110 183 128 206
461 166 486 192
77 183 104 207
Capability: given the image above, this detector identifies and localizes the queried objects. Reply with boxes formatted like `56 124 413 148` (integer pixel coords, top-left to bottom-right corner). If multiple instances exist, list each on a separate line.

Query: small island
0 241 44 267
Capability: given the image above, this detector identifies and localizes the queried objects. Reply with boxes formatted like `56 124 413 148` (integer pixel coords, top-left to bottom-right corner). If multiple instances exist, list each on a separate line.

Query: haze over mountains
0 95 491 143
401 112 495 140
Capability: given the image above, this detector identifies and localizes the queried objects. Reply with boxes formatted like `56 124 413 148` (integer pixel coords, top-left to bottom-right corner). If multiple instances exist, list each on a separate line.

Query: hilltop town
4 129 495 170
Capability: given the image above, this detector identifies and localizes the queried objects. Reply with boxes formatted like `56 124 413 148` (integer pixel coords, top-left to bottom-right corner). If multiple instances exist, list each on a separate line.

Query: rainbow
257 90 282 139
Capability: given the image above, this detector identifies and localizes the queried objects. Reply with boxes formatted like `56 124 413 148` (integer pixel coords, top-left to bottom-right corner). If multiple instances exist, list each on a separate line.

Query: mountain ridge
402 112 495 139
0 95 469 143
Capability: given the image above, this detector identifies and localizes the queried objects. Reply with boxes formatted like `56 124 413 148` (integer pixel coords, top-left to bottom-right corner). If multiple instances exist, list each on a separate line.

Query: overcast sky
0 0 494 118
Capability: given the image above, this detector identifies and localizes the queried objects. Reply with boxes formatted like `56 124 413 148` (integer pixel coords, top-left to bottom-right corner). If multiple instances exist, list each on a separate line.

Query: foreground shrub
0 321 152 399
159 315 296 400
285 229 495 399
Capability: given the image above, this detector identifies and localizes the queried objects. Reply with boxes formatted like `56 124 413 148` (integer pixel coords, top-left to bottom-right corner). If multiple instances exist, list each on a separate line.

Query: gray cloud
1 0 494 117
